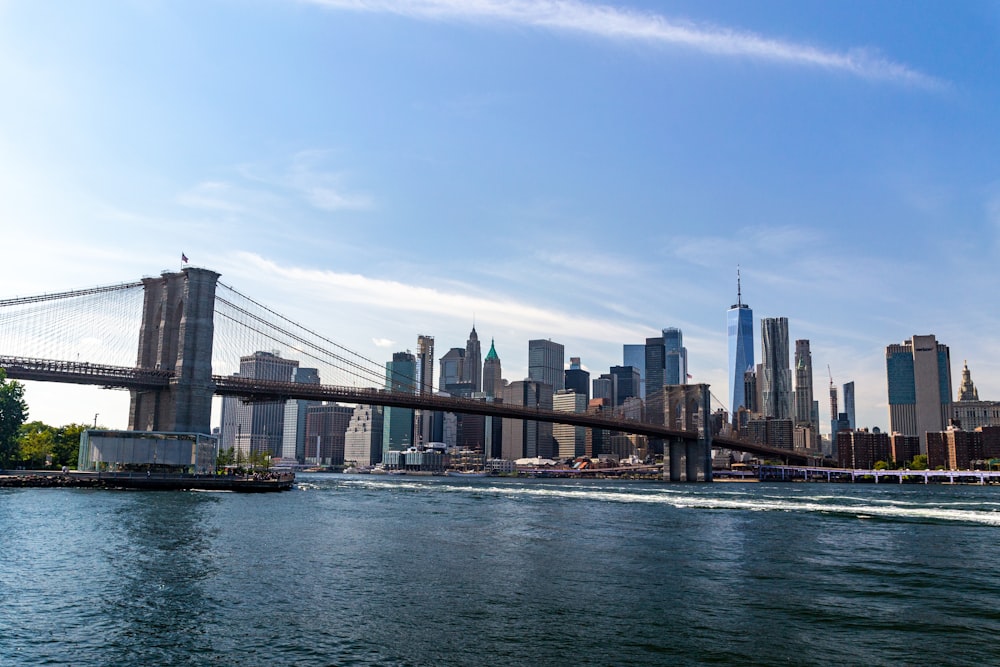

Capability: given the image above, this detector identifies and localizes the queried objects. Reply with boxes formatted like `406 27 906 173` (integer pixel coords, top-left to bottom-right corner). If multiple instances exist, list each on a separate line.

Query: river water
2 475 999 666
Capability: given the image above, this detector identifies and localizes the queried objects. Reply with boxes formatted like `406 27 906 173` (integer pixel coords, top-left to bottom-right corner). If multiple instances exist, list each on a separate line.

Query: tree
910 454 928 471
217 446 235 470
0 370 28 468
53 423 89 468
18 421 56 468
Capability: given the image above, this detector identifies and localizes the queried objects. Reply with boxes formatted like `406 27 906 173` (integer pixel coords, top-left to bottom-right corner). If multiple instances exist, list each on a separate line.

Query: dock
0 471 296 492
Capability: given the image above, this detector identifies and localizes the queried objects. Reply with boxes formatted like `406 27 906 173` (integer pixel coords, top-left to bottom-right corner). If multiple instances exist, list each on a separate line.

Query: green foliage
19 421 55 468
17 421 90 469
217 447 235 469
0 370 29 468
873 460 889 470
909 454 928 471
53 424 89 468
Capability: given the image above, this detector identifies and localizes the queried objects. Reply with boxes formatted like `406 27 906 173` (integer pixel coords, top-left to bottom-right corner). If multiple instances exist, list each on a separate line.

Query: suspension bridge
0 267 810 479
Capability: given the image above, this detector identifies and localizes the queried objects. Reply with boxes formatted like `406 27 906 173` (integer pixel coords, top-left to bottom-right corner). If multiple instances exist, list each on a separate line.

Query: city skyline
2 1 998 433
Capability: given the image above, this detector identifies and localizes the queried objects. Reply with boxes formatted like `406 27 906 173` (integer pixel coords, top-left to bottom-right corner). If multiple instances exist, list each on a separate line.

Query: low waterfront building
79 430 218 474
383 444 449 472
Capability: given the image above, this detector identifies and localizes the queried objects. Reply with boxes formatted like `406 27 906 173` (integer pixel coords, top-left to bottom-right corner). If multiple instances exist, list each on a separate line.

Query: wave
331 478 1000 526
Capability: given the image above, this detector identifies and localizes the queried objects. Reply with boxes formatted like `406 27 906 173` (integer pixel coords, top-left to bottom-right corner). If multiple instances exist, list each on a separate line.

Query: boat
446 470 490 478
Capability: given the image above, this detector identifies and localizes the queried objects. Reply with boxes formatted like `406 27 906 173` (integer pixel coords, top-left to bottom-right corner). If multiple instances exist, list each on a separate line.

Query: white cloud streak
234 252 647 344
304 0 943 89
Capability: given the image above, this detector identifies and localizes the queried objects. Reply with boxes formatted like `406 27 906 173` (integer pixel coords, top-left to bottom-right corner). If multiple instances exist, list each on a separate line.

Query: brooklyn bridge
0 267 812 480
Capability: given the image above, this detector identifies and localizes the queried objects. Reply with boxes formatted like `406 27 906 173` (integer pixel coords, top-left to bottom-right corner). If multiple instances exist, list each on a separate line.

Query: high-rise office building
553 389 588 459
439 347 464 392
528 339 564 392
886 334 953 452
610 365 641 406
592 375 615 405
482 339 503 398
760 317 792 420
663 327 688 385
644 336 665 424
623 344 646 399
564 357 590 400
415 335 434 446
344 404 384 467
727 272 754 420
501 380 554 460
219 350 299 459
383 351 416 457
304 403 354 465
793 340 815 429
463 326 482 392
281 366 320 463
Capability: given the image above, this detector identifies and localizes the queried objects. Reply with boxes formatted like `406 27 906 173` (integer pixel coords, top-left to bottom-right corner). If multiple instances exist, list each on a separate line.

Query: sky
1 0 999 435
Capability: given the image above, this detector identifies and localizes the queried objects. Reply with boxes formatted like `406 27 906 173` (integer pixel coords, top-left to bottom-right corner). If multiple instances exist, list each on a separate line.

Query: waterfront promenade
758 464 1000 484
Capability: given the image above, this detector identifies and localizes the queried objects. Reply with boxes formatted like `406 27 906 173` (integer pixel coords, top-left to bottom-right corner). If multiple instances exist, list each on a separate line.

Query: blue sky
2 0 998 434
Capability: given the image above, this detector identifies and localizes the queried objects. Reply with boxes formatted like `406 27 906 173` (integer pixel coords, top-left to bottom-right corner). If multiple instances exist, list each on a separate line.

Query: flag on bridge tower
181 252 189 264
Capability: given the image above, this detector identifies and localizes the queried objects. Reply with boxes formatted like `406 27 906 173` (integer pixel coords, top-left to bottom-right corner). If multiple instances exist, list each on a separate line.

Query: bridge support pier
668 438 684 482
128 267 219 434
685 441 701 482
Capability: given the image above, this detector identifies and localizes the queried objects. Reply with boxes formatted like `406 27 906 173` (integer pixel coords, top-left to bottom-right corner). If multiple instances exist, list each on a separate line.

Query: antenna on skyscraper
736 265 742 307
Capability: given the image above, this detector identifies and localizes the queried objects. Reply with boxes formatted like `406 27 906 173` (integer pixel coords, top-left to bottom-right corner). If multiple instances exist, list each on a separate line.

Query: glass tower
727 272 754 419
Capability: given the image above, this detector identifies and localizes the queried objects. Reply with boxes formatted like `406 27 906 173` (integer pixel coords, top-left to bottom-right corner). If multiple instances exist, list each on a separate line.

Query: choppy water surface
2 476 999 666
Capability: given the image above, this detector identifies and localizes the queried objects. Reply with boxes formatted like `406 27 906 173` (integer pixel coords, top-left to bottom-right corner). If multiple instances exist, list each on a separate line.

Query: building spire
737 265 742 307
958 360 979 401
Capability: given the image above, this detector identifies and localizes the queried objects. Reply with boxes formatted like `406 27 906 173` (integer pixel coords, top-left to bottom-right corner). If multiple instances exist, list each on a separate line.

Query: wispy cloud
285 150 374 212
233 251 648 344
372 337 395 348
305 0 943 89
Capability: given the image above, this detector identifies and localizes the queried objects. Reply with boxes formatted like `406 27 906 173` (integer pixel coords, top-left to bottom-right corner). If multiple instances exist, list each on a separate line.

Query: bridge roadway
0 355 810 464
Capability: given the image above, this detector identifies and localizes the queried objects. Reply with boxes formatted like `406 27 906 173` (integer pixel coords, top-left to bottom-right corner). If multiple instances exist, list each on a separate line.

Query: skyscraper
438 347 465 392
528 339 564 392
644 336 665 424
727 272 754 420
760 317 792 420
415 335 434 446
219 350 299 459
501 380 553 460
383 351 416 457
343 404 384 467
663 327 688 385
553 389 588 459
842 381 856 430
793 339 815 429
482 339 502 398
304 403 354 465
463 326 482 392
610 365 641 406
622 344 646 399
564 357 590 400
886 334 952 452
281 366 320 463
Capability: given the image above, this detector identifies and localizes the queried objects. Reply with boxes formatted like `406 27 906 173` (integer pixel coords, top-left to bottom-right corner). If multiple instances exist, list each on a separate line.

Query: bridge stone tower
661 383 714 482
128 267 220 435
